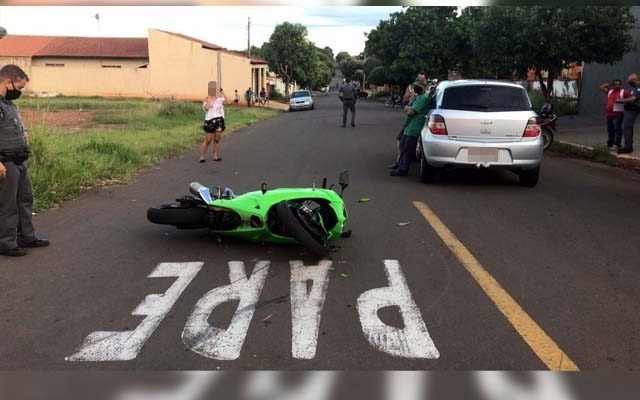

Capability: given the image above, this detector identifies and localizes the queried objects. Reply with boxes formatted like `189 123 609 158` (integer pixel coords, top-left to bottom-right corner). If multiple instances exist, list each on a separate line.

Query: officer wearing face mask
0 64 50 257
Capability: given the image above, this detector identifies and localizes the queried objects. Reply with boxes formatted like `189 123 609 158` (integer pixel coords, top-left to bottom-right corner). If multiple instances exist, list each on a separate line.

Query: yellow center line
413 201 579 371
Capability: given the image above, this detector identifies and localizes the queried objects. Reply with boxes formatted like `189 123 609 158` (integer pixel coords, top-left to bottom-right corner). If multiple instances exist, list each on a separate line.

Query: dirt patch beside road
20 109 94 130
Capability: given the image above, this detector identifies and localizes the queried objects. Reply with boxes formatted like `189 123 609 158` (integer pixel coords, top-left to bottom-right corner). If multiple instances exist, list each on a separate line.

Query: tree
263 23 319 97
339 57 362 80
366 6 636 101
365 7 460 85
367 66 388 86
463 6 636 99
335 51 351 65
0 26 6 39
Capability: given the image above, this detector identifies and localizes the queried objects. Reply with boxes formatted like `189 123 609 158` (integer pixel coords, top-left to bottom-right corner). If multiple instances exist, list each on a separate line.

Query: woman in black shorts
199 89 227 162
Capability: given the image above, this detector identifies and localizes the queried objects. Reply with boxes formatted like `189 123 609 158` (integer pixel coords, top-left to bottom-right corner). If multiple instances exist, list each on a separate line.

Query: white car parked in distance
289 90 315 111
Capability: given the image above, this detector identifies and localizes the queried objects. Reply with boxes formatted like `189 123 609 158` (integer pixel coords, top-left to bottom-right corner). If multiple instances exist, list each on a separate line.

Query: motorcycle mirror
322 177 327 189
338 170 349 196
261 182 267 194
339 170 349 187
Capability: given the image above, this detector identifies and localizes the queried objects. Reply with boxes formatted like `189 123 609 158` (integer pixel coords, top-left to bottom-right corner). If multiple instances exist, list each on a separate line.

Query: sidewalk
553 114 640 164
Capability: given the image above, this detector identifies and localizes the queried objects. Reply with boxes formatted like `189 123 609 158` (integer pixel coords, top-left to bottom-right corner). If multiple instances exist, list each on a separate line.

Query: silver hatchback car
289 90 314 111
416 80 544 187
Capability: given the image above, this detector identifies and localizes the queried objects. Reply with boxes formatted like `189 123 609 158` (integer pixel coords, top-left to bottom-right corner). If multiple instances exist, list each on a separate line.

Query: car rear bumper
420 132 543 170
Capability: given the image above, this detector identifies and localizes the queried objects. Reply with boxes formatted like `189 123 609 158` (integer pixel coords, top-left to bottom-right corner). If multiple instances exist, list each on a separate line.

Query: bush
269 89 286 101
373 89 390 99
157 100 200 118
528 90 577 116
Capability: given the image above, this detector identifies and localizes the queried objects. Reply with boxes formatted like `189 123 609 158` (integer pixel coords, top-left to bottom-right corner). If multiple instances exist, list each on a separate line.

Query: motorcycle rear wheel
147 204 208 228
276 201 330 259
542 127 554 150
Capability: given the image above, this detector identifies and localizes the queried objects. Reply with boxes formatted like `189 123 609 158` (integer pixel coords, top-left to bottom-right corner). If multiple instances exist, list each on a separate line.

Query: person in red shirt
600 79 627 149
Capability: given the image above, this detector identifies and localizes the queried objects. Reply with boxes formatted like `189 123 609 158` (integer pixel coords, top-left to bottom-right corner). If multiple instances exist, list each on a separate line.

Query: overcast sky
0 6 412 55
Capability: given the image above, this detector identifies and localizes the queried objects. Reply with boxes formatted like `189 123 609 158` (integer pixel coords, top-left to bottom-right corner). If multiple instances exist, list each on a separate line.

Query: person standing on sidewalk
390 81 429 176
338 77 357 127
616 73 640 154
0 64 50 257
599 79 627 150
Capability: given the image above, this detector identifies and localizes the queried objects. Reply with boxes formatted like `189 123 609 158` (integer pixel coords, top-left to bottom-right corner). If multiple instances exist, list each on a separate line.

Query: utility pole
94 12 102 67
247 17 251 58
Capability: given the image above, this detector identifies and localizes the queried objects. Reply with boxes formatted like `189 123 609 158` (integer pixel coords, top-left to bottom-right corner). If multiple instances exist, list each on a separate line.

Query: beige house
0 29 270 103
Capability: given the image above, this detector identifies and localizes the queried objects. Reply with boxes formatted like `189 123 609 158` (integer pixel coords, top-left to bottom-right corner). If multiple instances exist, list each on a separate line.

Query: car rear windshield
441 85 531 112
291 91 310 98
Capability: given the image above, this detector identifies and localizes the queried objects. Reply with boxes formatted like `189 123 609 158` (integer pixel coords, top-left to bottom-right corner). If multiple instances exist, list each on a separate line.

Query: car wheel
419 153 438 183
519 166 540 187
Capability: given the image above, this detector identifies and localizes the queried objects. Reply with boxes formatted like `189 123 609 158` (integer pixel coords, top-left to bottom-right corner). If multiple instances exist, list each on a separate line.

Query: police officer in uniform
338 77 357 128
0 64 49 257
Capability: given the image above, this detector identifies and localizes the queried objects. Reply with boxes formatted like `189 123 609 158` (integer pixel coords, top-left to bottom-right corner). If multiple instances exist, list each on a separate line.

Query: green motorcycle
147 171 350 258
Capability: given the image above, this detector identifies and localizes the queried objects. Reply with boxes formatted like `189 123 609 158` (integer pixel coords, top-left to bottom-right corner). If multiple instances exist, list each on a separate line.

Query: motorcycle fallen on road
147 171 351 258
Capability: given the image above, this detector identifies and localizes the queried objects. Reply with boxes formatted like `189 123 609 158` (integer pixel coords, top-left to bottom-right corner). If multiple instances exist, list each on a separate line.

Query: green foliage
365 6 637 97
263 23 320 96
372 89 390 99
269 88 286 101
157 100 200 118
367 66 388 86
365 7 460 85
529 90 577 116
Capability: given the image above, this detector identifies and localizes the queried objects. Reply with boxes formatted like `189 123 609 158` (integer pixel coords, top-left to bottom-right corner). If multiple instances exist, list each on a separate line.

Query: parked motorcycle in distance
384 94 403 108
539 102 556 150
147 171 351 258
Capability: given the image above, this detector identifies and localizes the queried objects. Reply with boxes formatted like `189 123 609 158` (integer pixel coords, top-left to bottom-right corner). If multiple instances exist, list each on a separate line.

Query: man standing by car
338 77 357 127
391 81 430 176
599 79 627 150
0 64 49 257
402 71 427 106
616 73 639 154
390 74 428 170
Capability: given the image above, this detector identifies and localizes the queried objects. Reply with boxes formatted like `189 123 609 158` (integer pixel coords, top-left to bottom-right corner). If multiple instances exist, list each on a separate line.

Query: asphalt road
2 92 640 371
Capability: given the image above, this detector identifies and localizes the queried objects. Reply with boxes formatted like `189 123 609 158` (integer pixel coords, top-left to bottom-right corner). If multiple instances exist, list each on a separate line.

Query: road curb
552 140 640 171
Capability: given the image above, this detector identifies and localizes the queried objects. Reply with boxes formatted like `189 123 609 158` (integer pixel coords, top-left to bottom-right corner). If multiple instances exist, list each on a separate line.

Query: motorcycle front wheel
276 201 330 258
384 100 391 108
542 127 554 150
147 204 208 228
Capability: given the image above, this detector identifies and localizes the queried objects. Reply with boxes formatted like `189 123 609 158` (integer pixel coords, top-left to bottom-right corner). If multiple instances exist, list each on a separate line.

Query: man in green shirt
390 81 430 176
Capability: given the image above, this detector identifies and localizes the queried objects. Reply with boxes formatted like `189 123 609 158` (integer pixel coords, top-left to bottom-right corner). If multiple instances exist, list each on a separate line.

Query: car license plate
468 147 499 162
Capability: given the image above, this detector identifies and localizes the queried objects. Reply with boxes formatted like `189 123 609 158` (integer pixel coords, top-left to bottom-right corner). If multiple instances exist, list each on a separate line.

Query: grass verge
21 98 280 211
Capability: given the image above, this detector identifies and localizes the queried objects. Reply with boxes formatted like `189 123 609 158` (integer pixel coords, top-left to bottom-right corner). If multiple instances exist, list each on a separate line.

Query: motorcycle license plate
468 147 499 162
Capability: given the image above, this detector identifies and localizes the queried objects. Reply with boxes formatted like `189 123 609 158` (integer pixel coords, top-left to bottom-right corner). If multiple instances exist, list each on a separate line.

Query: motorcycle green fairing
194 186 347 244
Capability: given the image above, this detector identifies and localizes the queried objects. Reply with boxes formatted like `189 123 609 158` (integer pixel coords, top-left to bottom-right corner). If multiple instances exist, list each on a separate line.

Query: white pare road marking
66 262 203 362
290 260 332 359
357 260 440 359
182 261 270 360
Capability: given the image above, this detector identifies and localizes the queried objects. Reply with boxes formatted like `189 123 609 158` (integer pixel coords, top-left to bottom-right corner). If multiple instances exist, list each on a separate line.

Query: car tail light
523 117 541 137
428 114 448 135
